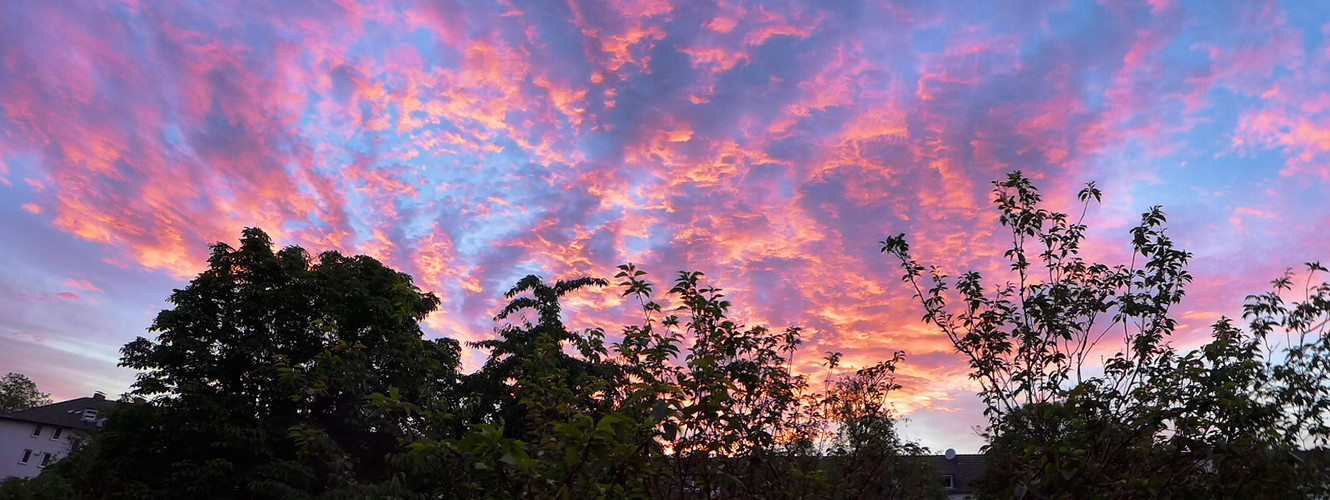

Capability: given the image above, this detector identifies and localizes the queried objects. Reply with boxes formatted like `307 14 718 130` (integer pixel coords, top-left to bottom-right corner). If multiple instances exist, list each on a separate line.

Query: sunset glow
3 0 1329 452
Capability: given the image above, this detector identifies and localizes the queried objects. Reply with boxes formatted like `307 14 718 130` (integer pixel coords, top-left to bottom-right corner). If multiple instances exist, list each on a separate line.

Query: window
942 474 955 489
81 409 98 422
19 449 32 464
30 424 42 437
39 453 53 467
51 427 63 440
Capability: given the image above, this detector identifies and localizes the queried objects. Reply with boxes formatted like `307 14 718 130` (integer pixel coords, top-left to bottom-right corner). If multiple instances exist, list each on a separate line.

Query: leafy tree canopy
18 228 463 499
2 228 938 500
8 174 1329 500
884 171 1330 499
0 373 52 414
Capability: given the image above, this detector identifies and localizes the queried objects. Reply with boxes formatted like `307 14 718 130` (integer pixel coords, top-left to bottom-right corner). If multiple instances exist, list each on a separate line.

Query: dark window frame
942 474 955 489
19 449 32 464
30 424 42 437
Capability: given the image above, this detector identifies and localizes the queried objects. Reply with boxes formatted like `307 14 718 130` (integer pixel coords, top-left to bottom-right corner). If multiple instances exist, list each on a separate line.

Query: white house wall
0 419 72 480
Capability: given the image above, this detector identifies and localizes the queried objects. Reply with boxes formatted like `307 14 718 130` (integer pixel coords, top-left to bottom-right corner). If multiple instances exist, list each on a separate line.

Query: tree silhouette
0 373 52 414
884 172 1330 498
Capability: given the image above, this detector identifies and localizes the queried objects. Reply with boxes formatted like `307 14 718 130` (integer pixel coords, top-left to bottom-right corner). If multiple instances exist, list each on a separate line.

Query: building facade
0 392 111 480
934 451 983 500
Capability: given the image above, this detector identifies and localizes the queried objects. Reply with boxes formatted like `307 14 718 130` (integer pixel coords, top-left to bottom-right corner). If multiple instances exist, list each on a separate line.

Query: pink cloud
63 279 102 292
2 0 1329 453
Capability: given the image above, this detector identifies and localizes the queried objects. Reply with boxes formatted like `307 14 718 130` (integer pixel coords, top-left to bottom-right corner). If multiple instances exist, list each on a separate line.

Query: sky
2 0 1329 453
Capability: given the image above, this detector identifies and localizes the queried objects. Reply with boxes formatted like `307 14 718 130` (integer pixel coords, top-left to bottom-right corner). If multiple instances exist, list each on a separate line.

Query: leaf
651 399 669 423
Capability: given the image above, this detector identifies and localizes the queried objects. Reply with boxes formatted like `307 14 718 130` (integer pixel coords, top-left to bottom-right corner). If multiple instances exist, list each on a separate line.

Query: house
933 449 984 500
0 392 114 480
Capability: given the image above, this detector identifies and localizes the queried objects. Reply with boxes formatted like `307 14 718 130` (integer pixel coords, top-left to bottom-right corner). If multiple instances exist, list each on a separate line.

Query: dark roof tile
933 454 986 494
0 395 118 429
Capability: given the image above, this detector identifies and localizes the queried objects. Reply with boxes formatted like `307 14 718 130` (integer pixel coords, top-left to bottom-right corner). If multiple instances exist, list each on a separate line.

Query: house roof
1293 448 1329 463
932 453 985 494
0 393 118 429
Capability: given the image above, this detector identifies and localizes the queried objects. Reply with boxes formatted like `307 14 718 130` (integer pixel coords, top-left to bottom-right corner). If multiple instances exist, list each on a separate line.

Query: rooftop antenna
945 448 957 460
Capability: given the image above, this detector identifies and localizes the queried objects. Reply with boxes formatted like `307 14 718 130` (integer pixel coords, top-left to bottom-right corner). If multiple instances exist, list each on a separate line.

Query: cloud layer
2 0 1328 451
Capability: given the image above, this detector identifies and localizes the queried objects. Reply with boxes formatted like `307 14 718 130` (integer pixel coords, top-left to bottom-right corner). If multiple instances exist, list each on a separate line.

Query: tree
0 373 51 414
426 274 657 498
390 266 942 500
4 228 940 500
465 275 621 441
612 265 943 499
883 172 1330 499
20 228 462 499
820 352 939 499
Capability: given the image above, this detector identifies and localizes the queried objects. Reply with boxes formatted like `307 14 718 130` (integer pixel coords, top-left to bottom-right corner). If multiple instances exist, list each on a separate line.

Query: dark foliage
1 228 937 500
0 373 51 414
884 172 1330 499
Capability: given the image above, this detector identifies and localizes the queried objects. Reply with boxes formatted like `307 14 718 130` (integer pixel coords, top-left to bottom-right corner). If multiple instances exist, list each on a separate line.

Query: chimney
93 391 106 401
